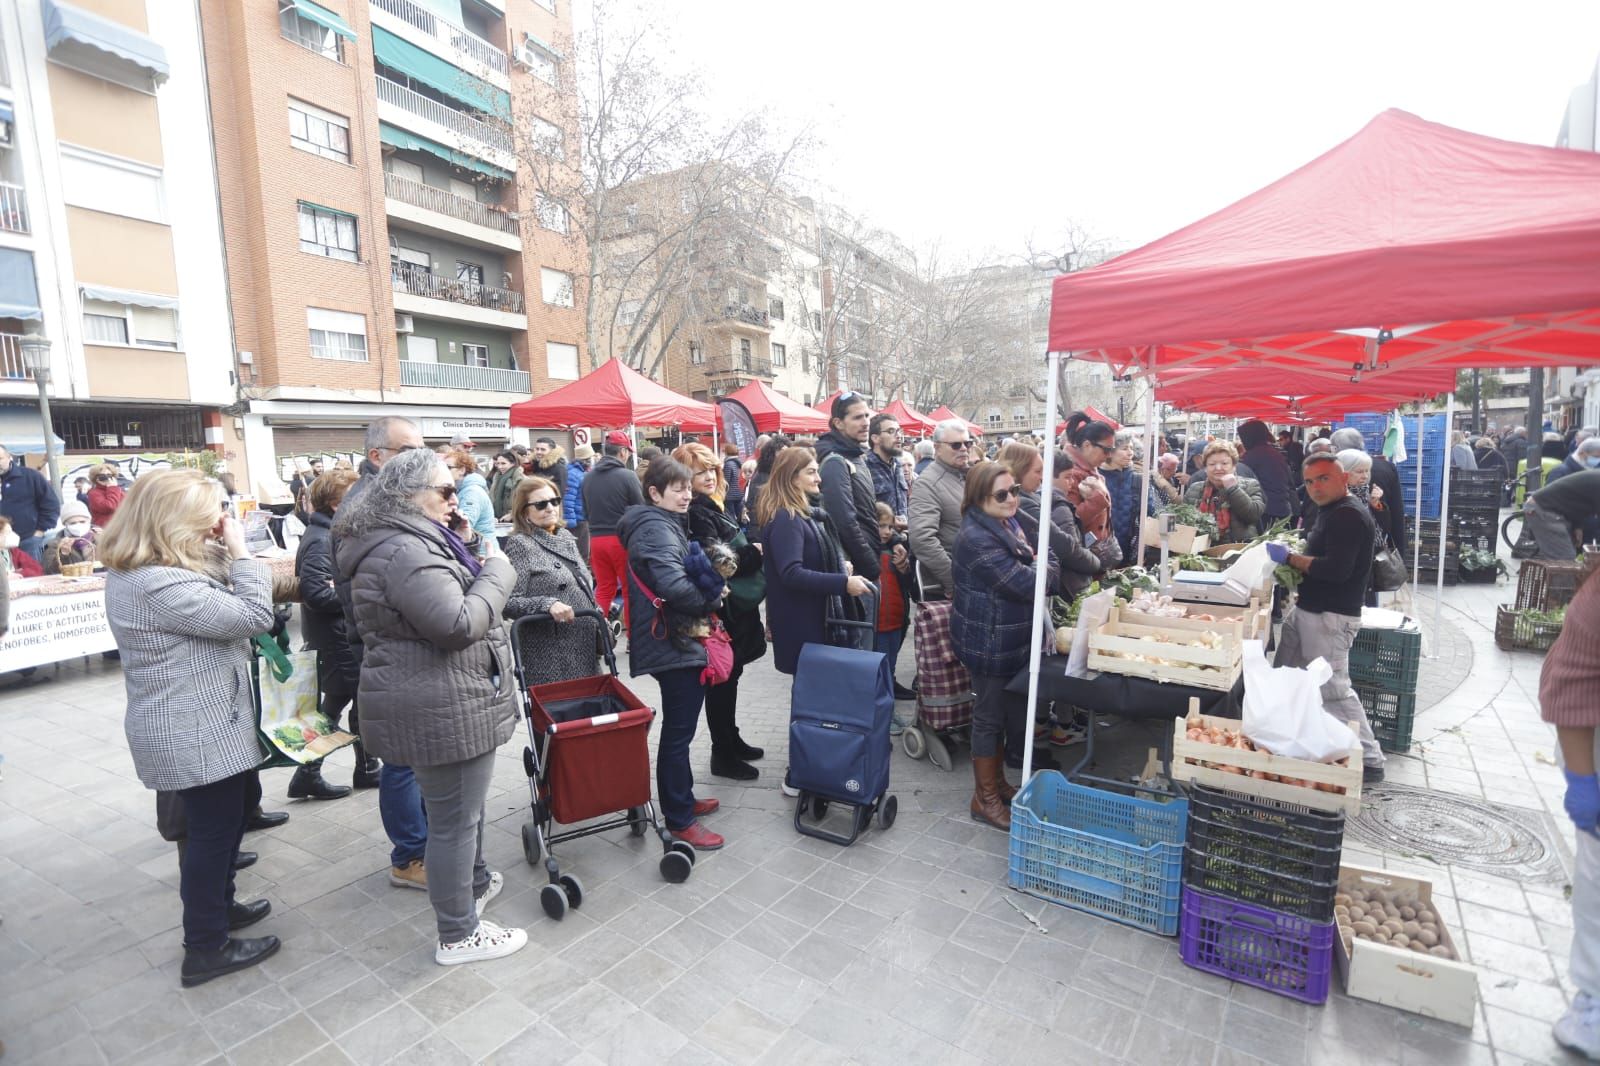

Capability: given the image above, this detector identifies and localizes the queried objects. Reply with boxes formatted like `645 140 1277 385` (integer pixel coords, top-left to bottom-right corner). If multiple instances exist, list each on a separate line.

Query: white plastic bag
1240 639 1353 761
1067 588 1119 678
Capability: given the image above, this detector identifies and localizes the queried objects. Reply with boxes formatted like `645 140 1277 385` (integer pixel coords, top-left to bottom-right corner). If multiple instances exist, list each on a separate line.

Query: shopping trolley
902 565 974 771
512 610 696 921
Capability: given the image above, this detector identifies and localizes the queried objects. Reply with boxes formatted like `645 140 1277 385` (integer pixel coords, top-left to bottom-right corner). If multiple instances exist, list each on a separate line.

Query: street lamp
19 333 59 492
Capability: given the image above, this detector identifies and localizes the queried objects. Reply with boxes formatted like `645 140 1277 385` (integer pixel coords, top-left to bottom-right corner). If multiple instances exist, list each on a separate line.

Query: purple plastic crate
1179 886 1334 1005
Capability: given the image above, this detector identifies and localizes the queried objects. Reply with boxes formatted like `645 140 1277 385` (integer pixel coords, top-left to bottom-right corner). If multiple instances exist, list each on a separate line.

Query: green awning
281 0 356 41
372 26 509 119
379 123 511 181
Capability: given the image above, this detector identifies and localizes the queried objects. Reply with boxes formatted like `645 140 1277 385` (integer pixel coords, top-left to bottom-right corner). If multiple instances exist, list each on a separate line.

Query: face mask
1 531 18 549
65 521 91 537
1586 456 1600 469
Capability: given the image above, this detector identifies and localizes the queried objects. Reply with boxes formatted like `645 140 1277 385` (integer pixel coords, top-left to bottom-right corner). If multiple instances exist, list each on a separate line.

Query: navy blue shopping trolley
788 587 898 846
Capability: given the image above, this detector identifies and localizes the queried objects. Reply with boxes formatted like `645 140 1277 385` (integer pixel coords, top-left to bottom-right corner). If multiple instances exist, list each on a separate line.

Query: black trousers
157 770 262 842
704 659 745 757
176 770 253 950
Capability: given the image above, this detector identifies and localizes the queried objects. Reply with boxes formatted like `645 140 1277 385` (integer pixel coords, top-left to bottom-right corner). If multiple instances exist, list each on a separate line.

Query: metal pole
1411 403 1423 588
1433 392 1454 642
1137 362 1157 558
34 372 59 493
1021 349 1062 791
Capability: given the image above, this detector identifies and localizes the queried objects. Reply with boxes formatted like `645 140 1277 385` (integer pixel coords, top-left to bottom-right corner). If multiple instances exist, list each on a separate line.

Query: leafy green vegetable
1459 547 1506 575
1159 501 1219 540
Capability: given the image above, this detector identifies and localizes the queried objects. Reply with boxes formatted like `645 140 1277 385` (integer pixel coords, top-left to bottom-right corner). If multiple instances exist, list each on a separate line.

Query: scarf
436 521 483 576
1198 482 1233 539
806 505 865 640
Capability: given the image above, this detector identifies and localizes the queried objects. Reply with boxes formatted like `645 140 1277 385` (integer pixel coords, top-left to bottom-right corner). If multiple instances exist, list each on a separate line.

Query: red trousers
589 534 629 625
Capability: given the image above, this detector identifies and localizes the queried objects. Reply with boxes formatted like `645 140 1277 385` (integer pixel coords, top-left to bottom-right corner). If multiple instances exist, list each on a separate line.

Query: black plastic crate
1354 683 1417 752
1182 785 1344 923
1450 469 1504 504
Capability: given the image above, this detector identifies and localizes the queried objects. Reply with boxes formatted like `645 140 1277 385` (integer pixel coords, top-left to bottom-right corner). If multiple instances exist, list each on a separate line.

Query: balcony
376 75 512 155
392 262 524 313
721 304 770 329
384 172 518 236
370 0 509 75
400 359 531 393
705 356 774 380
0 183 28 235
0 333 26 379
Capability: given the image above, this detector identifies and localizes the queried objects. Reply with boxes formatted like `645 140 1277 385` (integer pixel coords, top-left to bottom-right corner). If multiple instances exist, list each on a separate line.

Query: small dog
674 542 729 642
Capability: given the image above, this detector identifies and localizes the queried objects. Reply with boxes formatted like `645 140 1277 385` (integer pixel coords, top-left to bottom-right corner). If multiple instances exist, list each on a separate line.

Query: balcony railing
392 262 524 314
0 183 28 235
384 172 517 234
0 333 26 379
400 359 530 392
376 76 512 154
705 356 774 379
721 304 770 328
371 0 509 74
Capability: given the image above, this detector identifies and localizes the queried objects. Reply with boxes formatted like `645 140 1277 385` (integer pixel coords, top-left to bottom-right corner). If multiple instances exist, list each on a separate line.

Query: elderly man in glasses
909 419 977 600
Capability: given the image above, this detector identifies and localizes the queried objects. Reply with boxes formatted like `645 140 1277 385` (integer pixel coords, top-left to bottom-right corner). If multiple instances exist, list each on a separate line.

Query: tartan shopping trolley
902 564 975 771
512 611 696 921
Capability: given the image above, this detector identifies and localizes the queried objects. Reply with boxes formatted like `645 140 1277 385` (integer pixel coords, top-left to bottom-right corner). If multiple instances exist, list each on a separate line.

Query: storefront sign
0 585 116 671
421 418 510 438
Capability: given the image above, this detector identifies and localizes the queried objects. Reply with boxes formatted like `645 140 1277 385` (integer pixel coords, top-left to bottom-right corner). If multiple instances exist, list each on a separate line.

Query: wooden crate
1177 597 1273 641
1143 516 1210 554
1088 608 1244 691
1170 705 1363 815
1334 864 1478 1028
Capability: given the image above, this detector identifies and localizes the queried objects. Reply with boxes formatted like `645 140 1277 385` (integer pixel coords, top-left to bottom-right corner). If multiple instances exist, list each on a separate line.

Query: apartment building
201 0 584 488
0 0 239 492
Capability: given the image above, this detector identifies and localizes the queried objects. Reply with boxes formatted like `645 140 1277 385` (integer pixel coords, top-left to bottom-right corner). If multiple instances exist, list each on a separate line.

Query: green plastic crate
1352 682 1415 753
1348 624 1421 693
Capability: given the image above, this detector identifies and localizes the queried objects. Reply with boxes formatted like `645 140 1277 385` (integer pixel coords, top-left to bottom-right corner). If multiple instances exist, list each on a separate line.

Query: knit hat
60 499 91 524
573 443 595 461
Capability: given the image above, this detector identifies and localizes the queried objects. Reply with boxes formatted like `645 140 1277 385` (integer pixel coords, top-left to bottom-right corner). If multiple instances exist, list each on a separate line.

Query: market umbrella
880 398 937 437
508 358 716 431
722 380 830 434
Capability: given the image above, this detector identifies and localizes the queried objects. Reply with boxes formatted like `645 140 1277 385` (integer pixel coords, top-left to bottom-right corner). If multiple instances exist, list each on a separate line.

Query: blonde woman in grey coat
334 449 527 967
102 469 279 988
502 475 602 687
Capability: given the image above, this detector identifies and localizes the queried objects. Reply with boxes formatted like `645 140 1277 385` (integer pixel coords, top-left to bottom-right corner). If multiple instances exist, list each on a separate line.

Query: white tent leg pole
1433 392 1454 641
1412 403 1423 591
1022 350 1063 792
628 424 638 468
1138 362 1157 557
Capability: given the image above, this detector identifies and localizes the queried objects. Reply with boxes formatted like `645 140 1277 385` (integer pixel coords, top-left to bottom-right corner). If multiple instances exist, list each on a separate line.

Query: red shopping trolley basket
528 674 654 825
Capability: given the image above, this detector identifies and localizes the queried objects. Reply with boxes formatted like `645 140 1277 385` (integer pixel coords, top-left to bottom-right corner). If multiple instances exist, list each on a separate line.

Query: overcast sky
587 0 1600 266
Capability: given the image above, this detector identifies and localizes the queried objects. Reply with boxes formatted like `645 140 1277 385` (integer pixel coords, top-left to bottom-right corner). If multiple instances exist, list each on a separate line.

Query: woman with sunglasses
444 449 498 555
951 461 1058 831
1059 411 1117 563
86 463 127 529
502 476 601 687
335 449 527 967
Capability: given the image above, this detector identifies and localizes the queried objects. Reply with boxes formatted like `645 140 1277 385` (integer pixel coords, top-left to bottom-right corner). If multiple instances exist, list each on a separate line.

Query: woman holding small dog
676 443 767 782
619 456 727 851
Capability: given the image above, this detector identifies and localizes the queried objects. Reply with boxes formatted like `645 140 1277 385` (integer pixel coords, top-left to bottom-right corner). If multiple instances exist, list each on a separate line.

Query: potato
1415 909 1436 925
1411 942 1432 954
1348 904 1366 921
1381 919 1405 936
1428 944 1456 960
1334 893 1352 908
1402 921 1422 939
1416 929 1439 947
1352 920 1378 938
1391 934 1410 950
1373 928 1392 942
1399 905 1417 921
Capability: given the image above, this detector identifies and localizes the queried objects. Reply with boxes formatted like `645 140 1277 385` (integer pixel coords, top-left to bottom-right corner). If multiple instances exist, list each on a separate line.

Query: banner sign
717 399 759 460
0 585 116 671
420 417 510 437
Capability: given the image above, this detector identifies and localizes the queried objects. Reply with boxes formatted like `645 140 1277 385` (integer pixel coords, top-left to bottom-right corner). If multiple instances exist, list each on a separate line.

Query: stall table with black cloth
1007 655 1242 789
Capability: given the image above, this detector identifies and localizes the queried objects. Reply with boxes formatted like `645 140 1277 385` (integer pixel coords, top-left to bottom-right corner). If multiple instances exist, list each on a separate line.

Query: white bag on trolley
1240 639 1353 761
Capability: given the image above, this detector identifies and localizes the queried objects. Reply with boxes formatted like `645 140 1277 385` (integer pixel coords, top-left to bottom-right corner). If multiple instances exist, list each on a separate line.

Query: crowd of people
8 398 1580 993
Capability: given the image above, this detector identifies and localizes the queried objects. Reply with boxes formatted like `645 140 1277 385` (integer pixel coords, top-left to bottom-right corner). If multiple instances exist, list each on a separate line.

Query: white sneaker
436 920 527 966
1556 991 1600 1060
781 769 799 798
475 871 503 916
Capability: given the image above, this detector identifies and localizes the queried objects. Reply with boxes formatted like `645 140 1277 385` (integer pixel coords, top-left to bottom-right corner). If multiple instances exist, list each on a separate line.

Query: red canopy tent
722 380 830 434
812 390 878 417
509 358 716 431
1047 110 1600 381
926 405 984 436
880 398 937 437
1053 404 1123 436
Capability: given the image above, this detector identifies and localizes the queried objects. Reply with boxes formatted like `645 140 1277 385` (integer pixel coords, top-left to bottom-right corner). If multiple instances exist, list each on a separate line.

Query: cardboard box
1334 864 1478 1028
1144 516 1210 554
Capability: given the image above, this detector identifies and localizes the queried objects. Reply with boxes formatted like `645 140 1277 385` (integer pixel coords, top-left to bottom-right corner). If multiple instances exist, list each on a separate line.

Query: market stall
508 358 717 434
925 405 984 437
879 398 937 437
721 380 831 435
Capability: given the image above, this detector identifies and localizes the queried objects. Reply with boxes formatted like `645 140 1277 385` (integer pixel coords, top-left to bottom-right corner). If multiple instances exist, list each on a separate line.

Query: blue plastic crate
1008 771 1188 936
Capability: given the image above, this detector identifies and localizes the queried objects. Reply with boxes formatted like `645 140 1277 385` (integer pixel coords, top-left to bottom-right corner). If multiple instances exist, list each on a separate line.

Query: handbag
251 635 353 768
724 530 766 611
627 563 735 686
1370 533 1408 592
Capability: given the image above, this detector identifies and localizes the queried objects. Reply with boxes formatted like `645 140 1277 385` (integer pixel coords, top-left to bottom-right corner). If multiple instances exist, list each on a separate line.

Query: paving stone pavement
0 566 1580 1065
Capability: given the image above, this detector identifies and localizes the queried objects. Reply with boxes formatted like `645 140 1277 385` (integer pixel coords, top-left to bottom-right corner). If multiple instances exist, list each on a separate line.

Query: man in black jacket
815 392 881 584
1268 455 1383 782
582 432 646 622
1236 420 1295 527
0 445 60 562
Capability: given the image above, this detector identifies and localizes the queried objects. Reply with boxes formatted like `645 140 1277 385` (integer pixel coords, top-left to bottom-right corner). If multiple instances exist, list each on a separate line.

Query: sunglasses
381 444 422 455
95 475 116 482
525 498 560 511
942 439 974 450
991 485 1023 503
432 485 458 500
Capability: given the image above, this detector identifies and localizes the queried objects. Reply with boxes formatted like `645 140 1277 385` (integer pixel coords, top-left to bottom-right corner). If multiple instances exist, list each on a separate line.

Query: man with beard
866 414 908 523
815 392 881 585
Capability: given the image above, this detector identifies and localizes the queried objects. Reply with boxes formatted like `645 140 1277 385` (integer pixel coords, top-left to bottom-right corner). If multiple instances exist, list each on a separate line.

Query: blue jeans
655 667 706 831
874 627 905 675
379 763 428 867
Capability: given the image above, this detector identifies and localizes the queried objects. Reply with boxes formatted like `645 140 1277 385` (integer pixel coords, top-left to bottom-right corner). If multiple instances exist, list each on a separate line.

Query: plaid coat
106 560 275 791
950 511 1058 678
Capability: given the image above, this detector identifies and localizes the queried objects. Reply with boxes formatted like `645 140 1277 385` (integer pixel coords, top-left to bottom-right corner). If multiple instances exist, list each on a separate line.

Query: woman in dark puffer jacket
618 457 727 852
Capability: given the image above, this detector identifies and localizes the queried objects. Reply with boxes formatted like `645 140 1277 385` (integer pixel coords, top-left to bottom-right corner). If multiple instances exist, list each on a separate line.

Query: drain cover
1345 782 1568 883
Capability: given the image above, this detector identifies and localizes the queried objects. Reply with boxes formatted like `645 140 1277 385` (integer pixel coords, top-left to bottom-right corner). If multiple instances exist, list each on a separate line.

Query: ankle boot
969 755 1011 831
352 742 382 789
287 761 352 801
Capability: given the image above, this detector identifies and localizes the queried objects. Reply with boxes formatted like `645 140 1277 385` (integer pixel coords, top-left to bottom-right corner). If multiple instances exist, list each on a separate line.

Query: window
287 100 350 163
768 298 784 321
987 412 1001 425
280 6 344 62
307 307 368 362
738 338 751 368
535 194 569 234
529 115 564 160
624 204 639 230
807 271 819 288
547 341 579 380
59 145 165 223
463 343 490 368
390 236 431 272
387 158 424 184
619 300 641 326
689 341 703 365
801 348 811 373
449 178 478 202
811 311 823 331
771 342 786 367
456 260 485 286
540 268 574 307
81 298 180 349
533 0 556 11
298 202 358 262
